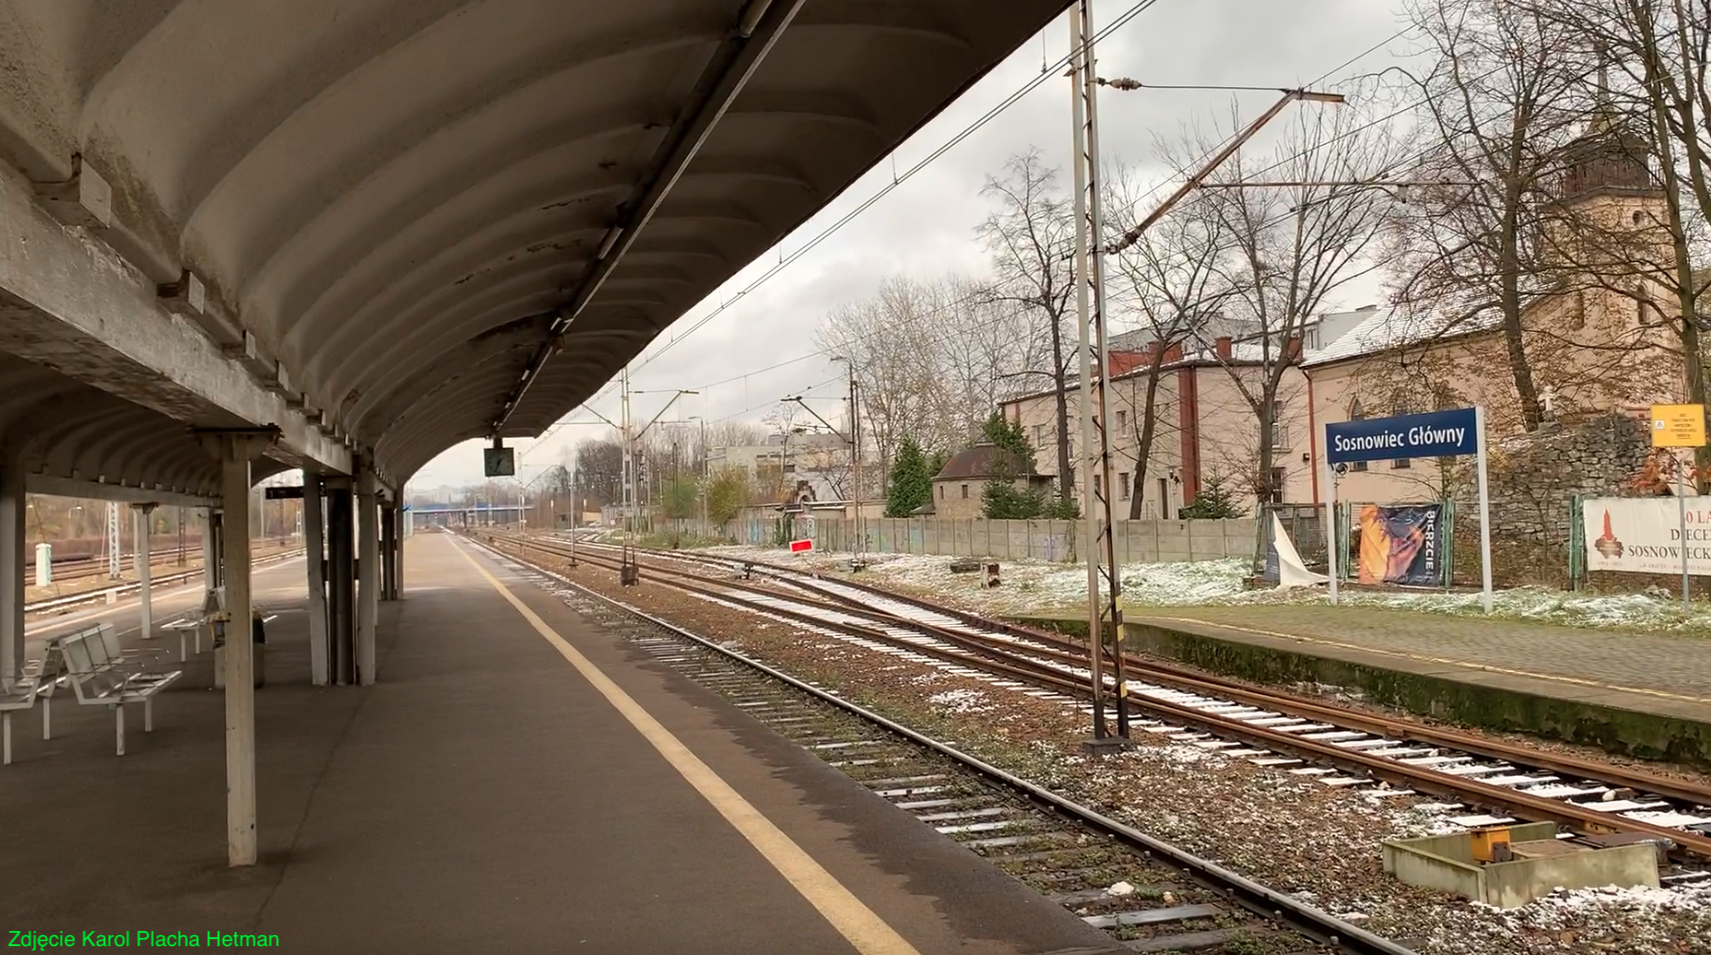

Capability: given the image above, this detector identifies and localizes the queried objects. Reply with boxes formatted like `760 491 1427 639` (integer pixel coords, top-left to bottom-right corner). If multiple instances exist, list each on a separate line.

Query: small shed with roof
929 442 1053 519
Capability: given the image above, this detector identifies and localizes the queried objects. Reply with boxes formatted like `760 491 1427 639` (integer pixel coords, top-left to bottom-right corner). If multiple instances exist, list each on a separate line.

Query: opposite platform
1110 604 1711 769
0 532 1127 954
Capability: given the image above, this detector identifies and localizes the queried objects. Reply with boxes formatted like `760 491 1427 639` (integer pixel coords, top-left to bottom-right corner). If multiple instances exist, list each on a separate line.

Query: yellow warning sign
1651 404 1707 448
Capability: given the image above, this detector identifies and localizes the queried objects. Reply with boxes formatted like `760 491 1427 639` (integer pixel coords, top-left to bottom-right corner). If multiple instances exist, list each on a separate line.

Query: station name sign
1326 407 1479 464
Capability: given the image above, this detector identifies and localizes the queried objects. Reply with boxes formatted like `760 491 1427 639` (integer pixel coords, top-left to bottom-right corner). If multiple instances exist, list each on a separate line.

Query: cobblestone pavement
1134 604 1711 709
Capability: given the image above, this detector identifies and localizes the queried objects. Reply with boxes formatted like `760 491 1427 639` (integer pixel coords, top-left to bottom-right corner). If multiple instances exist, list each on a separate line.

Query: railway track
470 535 1418 955
24 546 305 615
28 536 296 585
484 530 1711 875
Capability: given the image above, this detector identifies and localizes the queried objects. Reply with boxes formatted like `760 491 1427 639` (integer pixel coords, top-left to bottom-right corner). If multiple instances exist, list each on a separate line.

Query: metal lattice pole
1070 0 1129 742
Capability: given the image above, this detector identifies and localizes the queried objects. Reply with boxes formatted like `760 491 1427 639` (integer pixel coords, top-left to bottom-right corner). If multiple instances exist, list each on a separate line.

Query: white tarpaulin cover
1582 495 1711 575
1272 513 1328 588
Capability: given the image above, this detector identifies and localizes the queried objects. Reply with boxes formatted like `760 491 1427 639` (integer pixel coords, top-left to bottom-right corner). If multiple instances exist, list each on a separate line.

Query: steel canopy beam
493 0 805 432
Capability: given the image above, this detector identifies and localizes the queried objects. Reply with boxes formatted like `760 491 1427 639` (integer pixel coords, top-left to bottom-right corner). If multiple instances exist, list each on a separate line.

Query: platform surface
1131 603 1711 726
0 532 1126 955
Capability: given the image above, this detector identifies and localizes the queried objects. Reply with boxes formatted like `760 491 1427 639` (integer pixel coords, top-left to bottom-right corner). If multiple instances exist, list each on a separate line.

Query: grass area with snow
696 543 1711 635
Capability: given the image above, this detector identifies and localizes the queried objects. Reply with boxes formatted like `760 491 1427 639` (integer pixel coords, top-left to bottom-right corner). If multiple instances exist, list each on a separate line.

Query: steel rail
470 534 1418 955
492 532 1711 859
24 547 305 615
603 538 1711 810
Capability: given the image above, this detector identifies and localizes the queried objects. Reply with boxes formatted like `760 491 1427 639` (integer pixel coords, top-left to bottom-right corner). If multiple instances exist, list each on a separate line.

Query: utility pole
689 416 708 535
620 367 637 582
841 360 864 560
1070 0 1130 746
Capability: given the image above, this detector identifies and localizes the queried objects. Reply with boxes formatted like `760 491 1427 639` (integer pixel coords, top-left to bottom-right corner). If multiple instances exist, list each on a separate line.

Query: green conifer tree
1178 472 1247 520
885 438 933 517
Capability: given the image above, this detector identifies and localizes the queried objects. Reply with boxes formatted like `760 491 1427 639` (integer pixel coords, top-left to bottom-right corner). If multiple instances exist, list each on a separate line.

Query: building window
938 485 944 499
1158 478 1169 518
1118 472 1130 499
1033 424 1046 446
1093 473 1102 497
1270 400 1290 449
1269 467 1286 504
1116 410 1127 431
960 484 969 499
1347 398 1369 472
1392 458 1411 469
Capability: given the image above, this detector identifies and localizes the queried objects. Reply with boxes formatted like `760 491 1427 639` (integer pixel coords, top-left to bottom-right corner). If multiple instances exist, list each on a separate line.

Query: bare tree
816 277 945 479
978 149 1078 501
573 438 623 506
1521 0 1711 483
816 275 1045 482
1388 0 1603 432
1107 160 1234 517
926 277 1046 448
1182 99 1399 505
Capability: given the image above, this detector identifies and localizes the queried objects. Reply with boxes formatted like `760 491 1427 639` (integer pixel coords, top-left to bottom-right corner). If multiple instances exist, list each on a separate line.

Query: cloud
412 0 1410 489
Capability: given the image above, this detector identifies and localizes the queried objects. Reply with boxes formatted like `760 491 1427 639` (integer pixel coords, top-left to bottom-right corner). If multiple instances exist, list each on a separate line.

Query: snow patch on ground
698 544 1711 633
1530 881 1711 918
926 688 996 714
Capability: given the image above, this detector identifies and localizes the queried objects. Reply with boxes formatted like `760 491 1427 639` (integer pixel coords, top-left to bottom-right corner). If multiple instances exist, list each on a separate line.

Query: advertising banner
1355 504 1442 586
1582 496 1711 575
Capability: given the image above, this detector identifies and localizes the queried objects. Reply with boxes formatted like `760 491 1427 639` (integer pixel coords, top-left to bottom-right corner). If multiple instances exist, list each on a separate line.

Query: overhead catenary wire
626 0 1169 376
557 17 1419 444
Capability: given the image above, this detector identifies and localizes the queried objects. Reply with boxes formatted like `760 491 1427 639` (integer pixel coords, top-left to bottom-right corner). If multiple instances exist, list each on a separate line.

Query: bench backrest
96 626 127 668
60 635 124 702
32 625 100 692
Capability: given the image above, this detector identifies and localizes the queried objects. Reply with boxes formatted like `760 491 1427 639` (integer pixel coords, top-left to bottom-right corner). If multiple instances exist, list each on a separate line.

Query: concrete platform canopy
0 0 1072 499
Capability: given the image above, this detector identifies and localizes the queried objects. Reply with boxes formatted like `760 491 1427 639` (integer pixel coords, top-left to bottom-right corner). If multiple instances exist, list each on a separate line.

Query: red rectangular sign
789 539 813 553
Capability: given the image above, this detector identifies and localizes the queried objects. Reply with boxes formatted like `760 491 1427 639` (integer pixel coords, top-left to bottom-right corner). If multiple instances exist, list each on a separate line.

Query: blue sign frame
1326 407 1479 465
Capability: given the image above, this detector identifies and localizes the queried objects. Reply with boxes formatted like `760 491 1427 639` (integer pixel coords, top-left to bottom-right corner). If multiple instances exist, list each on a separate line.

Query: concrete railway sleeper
482 531 1711 874
471 537 1418 955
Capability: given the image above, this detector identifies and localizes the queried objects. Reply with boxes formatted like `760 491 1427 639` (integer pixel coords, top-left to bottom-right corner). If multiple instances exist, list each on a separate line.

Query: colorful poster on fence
1355 504 1442 586
1582 496 1711 575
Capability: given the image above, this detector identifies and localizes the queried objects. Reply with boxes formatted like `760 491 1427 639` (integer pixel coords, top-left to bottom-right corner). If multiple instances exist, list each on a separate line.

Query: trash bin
212 611 267 689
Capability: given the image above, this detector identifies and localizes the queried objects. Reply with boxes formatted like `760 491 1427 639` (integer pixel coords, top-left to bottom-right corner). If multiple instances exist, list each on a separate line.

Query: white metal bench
0 674 39 765
28 626 92 743
93 622 174 670
61 631 182 756
160 588 225 662
26 623 171 745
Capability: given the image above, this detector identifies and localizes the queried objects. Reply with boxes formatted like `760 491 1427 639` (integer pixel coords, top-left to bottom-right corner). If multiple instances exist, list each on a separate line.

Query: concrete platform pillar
0 441 23 685
135 503 157 643
327 480 354 685
397 505 408 594
356 467 379 685
376 502 391 602
381 502 402 601
303 473 330 686
197 429 276 868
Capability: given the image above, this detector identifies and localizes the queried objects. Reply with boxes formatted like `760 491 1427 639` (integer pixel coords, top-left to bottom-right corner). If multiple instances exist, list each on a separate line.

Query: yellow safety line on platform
1148 616 1711 706
453 540 923 955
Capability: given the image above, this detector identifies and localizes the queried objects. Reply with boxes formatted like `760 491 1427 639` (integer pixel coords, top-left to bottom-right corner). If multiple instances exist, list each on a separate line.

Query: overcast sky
411 0 1418 492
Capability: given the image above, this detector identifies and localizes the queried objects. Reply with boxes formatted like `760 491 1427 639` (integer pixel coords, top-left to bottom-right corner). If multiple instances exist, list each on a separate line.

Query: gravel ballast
509 549 1711 954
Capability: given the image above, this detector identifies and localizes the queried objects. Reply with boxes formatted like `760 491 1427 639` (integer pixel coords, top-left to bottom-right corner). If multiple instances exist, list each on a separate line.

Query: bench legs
114 705 125 757
40 697 50 740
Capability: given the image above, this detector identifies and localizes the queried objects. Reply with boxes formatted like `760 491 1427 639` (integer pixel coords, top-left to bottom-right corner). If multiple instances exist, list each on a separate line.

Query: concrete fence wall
804 517 1258 564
